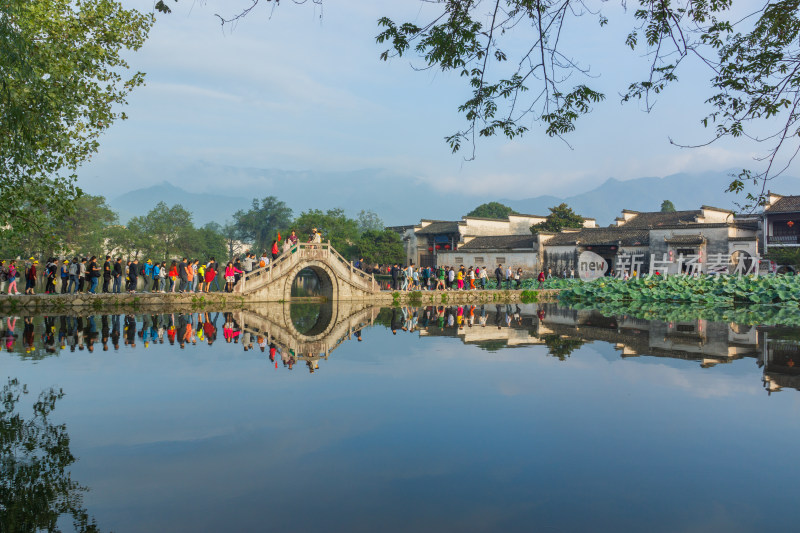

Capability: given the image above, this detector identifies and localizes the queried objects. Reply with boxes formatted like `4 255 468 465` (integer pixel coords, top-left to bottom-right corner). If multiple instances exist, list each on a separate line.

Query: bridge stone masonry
236 242 379 301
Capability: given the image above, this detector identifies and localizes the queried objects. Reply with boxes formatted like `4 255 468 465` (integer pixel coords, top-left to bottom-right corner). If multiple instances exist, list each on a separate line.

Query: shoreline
0 289 562 313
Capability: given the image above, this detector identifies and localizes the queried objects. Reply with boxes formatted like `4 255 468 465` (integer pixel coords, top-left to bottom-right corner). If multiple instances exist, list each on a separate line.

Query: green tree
660 200 677 213
131 202 195 262
467 202 517 219
0 0 152 244
357 209 385 233
530 203 584 234
293 208 360 257
52 194 118 256
187 222 228 261
106 221 147 260
354 229 405 265
221 221 243 261
233 196 293 253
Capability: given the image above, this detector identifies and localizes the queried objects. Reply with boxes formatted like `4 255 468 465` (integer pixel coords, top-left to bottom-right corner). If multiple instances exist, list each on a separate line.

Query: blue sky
81 0 792 200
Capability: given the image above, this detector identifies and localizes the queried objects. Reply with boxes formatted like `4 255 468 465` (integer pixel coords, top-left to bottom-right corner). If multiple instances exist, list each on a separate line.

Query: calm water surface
1 303 799 532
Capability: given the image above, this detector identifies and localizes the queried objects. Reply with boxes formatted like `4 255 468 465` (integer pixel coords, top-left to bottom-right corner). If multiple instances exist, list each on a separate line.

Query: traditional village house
391 214 597 274
762 192 800 254
539 206 759 275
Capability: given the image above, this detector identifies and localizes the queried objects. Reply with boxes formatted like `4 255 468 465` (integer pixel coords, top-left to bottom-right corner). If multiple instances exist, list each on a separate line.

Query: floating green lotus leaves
558 273 800 306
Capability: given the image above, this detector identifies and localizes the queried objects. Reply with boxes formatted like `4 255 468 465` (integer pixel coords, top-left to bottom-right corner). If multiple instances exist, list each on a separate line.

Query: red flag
277 232 281 241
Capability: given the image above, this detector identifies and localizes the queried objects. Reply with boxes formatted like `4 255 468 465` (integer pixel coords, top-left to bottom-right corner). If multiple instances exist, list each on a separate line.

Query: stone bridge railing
235 242 377 295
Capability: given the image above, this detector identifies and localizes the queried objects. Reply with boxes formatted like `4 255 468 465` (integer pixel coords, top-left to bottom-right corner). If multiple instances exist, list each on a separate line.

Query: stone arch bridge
234 243 378 301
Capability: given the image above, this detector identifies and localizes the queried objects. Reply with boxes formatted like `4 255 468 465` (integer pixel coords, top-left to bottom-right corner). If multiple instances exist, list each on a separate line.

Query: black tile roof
664 235 706 245
620 210 702 228
415 221 461 235
766 195 800 213
545 228 650 246
459 235 537 250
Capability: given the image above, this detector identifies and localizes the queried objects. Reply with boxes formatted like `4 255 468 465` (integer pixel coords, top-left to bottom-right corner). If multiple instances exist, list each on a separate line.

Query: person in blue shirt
143 260 154 293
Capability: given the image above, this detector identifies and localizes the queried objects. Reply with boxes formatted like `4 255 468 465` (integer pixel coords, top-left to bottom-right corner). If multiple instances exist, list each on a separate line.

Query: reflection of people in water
101 315 109 351
480 305 487 327
355 329 362 342
204 313 217 345
391 308 402 335
124 314 136 348
58 316 67 349
85 315 97 352
42 316 56 354
23 316 35 353
111 314 121 349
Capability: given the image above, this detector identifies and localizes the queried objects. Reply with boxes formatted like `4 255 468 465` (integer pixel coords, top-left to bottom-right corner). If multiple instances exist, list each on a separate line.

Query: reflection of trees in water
291 269 321 297
290 304 323 335
539 335 585 361
0 379 100 532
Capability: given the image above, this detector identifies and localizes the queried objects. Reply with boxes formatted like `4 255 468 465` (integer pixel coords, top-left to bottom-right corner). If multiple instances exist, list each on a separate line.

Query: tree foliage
0 0 152 243
354 229 406 265
293 208 361 257
467 201 517 219
233 196 293 253
357 209 385 233
660 200 677 213
530 203 584 233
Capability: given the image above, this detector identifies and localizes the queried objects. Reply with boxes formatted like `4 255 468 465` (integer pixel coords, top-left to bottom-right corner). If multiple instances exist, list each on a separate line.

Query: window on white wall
455 257 464 264
474 256 484 264
496 257 506 264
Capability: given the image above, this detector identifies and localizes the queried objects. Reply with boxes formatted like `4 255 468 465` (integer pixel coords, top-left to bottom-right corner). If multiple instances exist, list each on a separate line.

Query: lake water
2 303 799 532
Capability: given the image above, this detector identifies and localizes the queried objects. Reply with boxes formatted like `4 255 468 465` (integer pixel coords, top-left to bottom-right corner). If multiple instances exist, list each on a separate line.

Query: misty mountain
501 171 800 224
106 165 800 228
109 182 250 226
107 164 481 226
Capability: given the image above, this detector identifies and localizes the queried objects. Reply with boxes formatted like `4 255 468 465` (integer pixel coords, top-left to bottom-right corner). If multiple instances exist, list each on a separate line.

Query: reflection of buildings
413 303 766 369
534 304 762 367
7 304 800 392
418 304 546 350
761 330 800 393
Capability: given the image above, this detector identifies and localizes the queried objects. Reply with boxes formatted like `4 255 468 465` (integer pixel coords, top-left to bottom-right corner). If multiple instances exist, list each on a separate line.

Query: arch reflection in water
240 301 377 373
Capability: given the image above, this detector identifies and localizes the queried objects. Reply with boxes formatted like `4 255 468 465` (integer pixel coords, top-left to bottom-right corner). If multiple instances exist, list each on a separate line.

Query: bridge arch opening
290 266 334 299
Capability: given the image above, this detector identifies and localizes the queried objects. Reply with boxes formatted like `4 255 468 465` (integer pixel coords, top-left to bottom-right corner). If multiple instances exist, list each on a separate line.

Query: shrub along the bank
559 274 800 305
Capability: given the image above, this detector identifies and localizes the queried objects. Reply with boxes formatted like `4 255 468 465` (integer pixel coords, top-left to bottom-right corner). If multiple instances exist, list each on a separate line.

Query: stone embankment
0 289 561 313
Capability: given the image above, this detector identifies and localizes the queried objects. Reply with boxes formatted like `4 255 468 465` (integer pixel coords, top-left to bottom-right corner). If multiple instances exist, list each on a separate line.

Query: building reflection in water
2 302 800 391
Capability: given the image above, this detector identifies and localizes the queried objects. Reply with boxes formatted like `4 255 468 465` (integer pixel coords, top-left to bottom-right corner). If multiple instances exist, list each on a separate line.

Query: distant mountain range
106 166 800 227
500 170 800 223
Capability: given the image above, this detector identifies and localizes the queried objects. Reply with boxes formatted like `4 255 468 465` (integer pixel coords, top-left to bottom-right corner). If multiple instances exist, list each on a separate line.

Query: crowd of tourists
0 229 321 296
0 256 249 295
383 263 527 291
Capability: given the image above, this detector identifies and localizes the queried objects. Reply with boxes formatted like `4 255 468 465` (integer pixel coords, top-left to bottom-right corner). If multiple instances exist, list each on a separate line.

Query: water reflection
0 379 102 532
290 267 321 297
3 303 800 390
